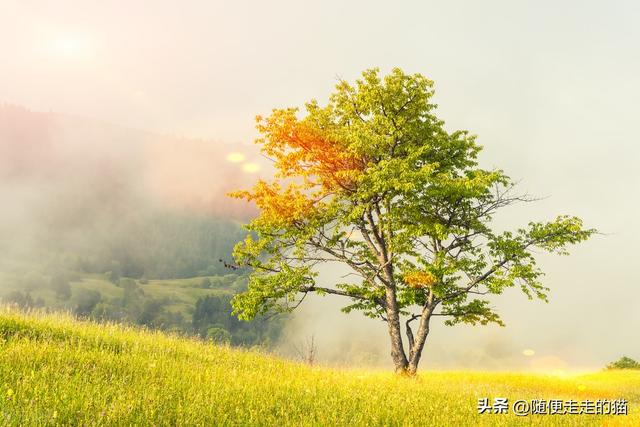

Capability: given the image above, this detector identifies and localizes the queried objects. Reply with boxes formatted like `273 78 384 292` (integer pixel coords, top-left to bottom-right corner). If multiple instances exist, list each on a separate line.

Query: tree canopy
230 68 596 374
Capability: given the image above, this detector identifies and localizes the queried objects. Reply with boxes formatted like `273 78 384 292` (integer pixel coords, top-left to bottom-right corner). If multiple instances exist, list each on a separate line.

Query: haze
1 0 639 371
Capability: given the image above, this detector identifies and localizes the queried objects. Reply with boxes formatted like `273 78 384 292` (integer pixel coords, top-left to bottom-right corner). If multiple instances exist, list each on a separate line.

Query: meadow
0 307 637 426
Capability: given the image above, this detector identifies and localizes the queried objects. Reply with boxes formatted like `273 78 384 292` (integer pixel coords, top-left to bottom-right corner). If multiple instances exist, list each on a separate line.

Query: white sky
1 0 639 370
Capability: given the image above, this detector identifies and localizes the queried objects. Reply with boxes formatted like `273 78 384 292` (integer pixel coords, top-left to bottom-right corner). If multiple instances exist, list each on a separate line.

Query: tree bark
385 287 409 373
407 306 433 375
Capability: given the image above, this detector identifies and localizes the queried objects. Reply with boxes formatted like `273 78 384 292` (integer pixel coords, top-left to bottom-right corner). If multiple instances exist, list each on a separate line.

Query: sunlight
551 369 568 378
47 34 90 59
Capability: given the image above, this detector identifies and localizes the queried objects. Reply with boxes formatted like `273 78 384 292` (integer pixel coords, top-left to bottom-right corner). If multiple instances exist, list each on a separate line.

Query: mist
1 0 639 372
0 104 259 266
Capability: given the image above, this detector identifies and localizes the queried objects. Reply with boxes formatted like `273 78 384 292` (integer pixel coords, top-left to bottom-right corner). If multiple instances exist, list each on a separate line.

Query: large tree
230 68 595 375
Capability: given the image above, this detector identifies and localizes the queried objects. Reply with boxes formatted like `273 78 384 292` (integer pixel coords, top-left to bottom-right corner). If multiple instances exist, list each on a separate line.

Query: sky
1 0 639 371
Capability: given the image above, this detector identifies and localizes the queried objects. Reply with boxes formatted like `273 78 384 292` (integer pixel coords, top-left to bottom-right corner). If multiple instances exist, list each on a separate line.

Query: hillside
0 308 638 426
0 105 281 346
0 273 283 347
0 272 243 320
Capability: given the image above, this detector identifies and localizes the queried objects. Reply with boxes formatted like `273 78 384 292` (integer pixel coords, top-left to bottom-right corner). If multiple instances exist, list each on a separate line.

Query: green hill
0 308 638 426
1 272 243 320
1 272 283 347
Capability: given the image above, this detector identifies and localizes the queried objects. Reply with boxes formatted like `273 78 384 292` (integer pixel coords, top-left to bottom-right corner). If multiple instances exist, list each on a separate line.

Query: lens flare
226 152 246 163
242 163 260 173
522 349 535 357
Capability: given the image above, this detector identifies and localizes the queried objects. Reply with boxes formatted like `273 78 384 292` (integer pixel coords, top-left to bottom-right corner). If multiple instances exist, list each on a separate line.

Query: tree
136 298 164 327
230 68 596 375
50 273 71 300
206 326 232 344
294 335 318 366
606 356 640 370
74 289 101 316
193 294 232 336
3 290 34 308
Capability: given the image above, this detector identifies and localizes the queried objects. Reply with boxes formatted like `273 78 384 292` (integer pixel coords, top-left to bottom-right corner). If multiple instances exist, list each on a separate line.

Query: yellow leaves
403 271 437 289
233 180 316 226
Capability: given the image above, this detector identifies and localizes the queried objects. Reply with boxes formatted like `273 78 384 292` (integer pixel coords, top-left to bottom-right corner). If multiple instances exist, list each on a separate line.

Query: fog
0 105 257 263
1 0 639 371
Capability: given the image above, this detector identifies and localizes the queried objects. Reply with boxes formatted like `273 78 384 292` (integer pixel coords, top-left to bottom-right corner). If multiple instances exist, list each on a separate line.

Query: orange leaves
231 108 367 227
404 271 437 289
255 109 364 193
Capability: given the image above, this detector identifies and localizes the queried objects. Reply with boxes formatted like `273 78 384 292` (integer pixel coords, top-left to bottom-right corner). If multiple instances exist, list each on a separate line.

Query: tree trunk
407 307 433 375
385 287 409 374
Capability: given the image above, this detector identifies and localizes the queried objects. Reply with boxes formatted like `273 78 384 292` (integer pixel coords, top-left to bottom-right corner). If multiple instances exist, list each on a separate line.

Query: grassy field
0 307 637 426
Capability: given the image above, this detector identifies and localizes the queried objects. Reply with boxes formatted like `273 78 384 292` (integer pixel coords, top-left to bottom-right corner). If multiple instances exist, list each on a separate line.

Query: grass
0 307 637 426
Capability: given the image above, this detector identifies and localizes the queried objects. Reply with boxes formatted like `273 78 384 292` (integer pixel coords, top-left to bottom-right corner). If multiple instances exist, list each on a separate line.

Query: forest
1 211 284 347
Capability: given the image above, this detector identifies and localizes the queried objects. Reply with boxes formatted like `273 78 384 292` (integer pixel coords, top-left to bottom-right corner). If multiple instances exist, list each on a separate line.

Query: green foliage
20 272 46 292
607 356 640 370
49 273 71 300
206 326 231 344
73 289 101 316
3 291 44 309
200 277 212 289
135 298 166 327
232 266 315 321
193 294 282 346
74 213 247 280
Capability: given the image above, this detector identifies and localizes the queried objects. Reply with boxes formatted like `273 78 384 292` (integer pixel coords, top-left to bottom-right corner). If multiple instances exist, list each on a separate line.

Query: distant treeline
39 212 248 280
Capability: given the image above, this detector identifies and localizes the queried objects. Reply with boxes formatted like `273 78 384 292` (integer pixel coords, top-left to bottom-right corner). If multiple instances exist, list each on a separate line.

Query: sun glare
47 35 90 59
